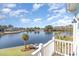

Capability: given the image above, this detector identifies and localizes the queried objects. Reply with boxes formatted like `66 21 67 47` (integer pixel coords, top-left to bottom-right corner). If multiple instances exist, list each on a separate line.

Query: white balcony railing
54 39 73 56
31 43 43 56
31 37 54 56
31 36 74 56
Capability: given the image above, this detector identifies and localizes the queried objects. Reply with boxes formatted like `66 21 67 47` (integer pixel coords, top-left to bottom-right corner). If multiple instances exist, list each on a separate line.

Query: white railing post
71 43 73 56
39 43 44 56
65 42 67 55
52 36 55 53
31 43 43 56
68 43 69 55
62 42 64 54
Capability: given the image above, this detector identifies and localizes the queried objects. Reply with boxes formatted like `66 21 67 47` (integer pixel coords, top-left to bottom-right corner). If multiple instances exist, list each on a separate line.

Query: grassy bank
55 36 73 41
54 31 73 41
0 46 35 56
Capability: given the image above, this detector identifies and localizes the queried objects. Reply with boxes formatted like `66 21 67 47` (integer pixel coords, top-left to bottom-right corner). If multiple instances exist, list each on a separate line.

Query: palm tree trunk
24 41 26 49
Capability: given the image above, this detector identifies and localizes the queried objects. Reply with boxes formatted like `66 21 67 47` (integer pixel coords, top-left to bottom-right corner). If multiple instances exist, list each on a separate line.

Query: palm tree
21 34 29 50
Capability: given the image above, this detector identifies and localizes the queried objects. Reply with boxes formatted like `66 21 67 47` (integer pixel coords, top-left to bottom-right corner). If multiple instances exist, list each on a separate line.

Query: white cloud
33 18 42 22
47 16 55 21
32 3 44 11
48 4 59 11
3 3 16 8
47 7 66 21
53 8 66 14
52 16 73 26
0 4 16 14
1 8 11 13
9 9 28 17
48 3 65 12
46 4 66 22
47 14 50 17
20 18 30 24
47 4 73 26
0 15 6 19
47 14 60 21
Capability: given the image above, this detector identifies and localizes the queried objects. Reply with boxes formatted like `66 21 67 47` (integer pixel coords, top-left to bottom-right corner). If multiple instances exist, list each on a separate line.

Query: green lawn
0 46 35 56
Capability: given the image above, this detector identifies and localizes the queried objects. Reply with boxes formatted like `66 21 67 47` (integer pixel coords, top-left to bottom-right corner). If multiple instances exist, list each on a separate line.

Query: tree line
0 24 73 32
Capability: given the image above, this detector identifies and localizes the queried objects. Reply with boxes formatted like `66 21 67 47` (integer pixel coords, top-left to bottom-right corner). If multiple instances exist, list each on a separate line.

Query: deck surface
52 52 64 56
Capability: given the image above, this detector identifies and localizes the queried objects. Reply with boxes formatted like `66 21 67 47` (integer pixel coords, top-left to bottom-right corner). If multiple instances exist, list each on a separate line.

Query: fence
54 39 73 56
31 37 74 56
31 37 54 56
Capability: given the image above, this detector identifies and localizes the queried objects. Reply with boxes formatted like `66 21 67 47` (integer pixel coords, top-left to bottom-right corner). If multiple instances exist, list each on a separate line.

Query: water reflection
0 35 2 38
34 31 40 34
44 32 52 34
0 34 4 38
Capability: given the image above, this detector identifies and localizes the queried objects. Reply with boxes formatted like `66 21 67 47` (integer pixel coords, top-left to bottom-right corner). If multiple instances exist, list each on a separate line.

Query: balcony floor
52 52 64 56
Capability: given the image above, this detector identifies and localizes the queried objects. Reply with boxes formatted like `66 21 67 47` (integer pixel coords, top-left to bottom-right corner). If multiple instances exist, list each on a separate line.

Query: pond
0 31 53 49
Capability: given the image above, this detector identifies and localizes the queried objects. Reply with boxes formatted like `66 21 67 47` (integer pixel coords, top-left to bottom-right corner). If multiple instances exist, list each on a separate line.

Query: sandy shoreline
0 31 21 35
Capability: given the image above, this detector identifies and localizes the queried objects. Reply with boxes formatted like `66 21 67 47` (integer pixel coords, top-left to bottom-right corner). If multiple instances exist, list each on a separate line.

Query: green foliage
44 25 53 31
8 25 13 28
21 34 29 41
21 34 29 50
26 27 40 32
0 24 14 32
45 25 53 29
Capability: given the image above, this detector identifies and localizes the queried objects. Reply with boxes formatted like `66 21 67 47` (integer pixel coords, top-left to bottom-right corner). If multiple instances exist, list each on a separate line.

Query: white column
73 18 79 56
73 22 77 56
76 22 79 56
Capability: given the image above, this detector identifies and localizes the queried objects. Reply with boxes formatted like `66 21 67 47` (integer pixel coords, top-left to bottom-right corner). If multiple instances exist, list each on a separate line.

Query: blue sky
0 3 74 28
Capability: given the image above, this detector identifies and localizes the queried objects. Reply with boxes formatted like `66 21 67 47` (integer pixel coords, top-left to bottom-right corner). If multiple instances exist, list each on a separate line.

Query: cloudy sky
0 3 74 28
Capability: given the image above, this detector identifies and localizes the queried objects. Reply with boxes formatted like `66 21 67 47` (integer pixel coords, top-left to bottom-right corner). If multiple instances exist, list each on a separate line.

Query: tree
44 25 53 31
0 25 5 32
21 34 29 50
8 25 13 28
34 27 40 30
